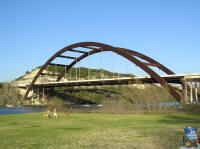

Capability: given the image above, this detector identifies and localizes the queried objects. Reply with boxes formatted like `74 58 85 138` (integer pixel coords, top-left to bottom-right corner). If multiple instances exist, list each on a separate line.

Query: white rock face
13 68 58 97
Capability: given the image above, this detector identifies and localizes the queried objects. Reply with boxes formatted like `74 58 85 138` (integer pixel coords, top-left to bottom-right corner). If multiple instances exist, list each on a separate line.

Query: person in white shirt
53 108 57 118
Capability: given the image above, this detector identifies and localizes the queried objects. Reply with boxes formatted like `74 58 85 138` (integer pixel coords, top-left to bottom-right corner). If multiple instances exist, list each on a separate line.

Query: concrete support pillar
199 82 200 93
190 81 193 103
182 80 187 104
184 80 188 103
42 88 45 101
197 82 200 103
42 88 45 96
195 82 198 103
37 88 40 101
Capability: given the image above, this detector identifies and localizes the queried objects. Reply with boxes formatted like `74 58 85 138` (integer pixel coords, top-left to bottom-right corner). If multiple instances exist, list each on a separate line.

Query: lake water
0 106 46 115
0 101 180 115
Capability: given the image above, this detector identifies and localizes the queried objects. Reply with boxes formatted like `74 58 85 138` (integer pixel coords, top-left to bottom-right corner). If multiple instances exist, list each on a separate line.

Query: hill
13 65 133 84
12 66 174 105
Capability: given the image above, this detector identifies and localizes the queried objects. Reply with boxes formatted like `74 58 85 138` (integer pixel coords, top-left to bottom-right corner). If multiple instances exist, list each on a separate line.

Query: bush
182 104 200 113
0 83 3 89
25 71 30 75
48 97 65 112
0 83 22 105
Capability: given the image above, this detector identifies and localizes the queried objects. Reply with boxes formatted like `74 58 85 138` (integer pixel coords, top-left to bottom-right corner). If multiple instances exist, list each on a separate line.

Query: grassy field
0 113 200 149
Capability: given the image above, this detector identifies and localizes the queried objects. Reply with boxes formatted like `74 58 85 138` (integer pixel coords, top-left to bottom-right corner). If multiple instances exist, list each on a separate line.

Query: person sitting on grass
53 108 57 118
47 109 51 118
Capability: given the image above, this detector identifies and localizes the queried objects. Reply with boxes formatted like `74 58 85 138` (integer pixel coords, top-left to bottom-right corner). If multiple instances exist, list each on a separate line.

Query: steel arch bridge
24 42 182 102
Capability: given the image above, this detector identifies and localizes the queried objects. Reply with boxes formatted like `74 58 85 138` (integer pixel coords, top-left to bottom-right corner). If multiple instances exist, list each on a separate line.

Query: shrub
48 97 65 112
182 104 200 113
0 83 3 89
0 83 22 105
25 71 30 75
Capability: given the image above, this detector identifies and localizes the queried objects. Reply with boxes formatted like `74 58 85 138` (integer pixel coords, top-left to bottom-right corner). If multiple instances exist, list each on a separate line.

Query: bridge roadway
16 73 200 88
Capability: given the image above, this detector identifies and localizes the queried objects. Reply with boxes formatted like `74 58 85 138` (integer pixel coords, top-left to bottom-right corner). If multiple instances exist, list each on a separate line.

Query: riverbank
0 102 199 116
0 101 180 115
0 113 200 149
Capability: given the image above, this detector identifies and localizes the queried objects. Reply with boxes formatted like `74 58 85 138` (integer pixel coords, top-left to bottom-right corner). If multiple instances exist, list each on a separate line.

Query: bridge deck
22 73 200 88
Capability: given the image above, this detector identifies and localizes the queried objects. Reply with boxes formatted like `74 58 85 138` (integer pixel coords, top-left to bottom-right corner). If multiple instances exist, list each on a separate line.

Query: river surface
0 101 180 115
0 106 46 115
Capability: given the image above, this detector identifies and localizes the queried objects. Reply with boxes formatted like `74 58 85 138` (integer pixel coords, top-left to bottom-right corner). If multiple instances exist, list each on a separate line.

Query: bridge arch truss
24 42 181 102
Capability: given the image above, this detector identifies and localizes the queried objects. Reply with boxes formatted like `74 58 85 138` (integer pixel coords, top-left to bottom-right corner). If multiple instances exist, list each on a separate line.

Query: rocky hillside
12 66 174 104
13 66 134 85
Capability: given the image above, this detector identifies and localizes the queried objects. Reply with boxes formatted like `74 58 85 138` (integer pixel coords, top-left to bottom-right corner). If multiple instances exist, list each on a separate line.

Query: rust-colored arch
24 42 181 102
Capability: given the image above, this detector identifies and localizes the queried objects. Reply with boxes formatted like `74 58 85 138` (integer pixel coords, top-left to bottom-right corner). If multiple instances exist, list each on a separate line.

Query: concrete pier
195 82 198 103
183 80 188 103
190 81 193 103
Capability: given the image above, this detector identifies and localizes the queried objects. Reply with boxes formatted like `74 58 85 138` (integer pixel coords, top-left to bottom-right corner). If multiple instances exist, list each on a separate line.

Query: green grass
0 113 200 149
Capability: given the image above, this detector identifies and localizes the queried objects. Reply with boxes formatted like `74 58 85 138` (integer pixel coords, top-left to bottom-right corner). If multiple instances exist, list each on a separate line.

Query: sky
0 0 200 82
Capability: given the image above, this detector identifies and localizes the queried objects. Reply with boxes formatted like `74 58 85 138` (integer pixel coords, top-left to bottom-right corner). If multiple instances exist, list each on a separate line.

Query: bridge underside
24 74 200 104
31 75 183 88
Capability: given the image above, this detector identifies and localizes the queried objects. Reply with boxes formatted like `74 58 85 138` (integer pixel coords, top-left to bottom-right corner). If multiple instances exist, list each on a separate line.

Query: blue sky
0 0 200 82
